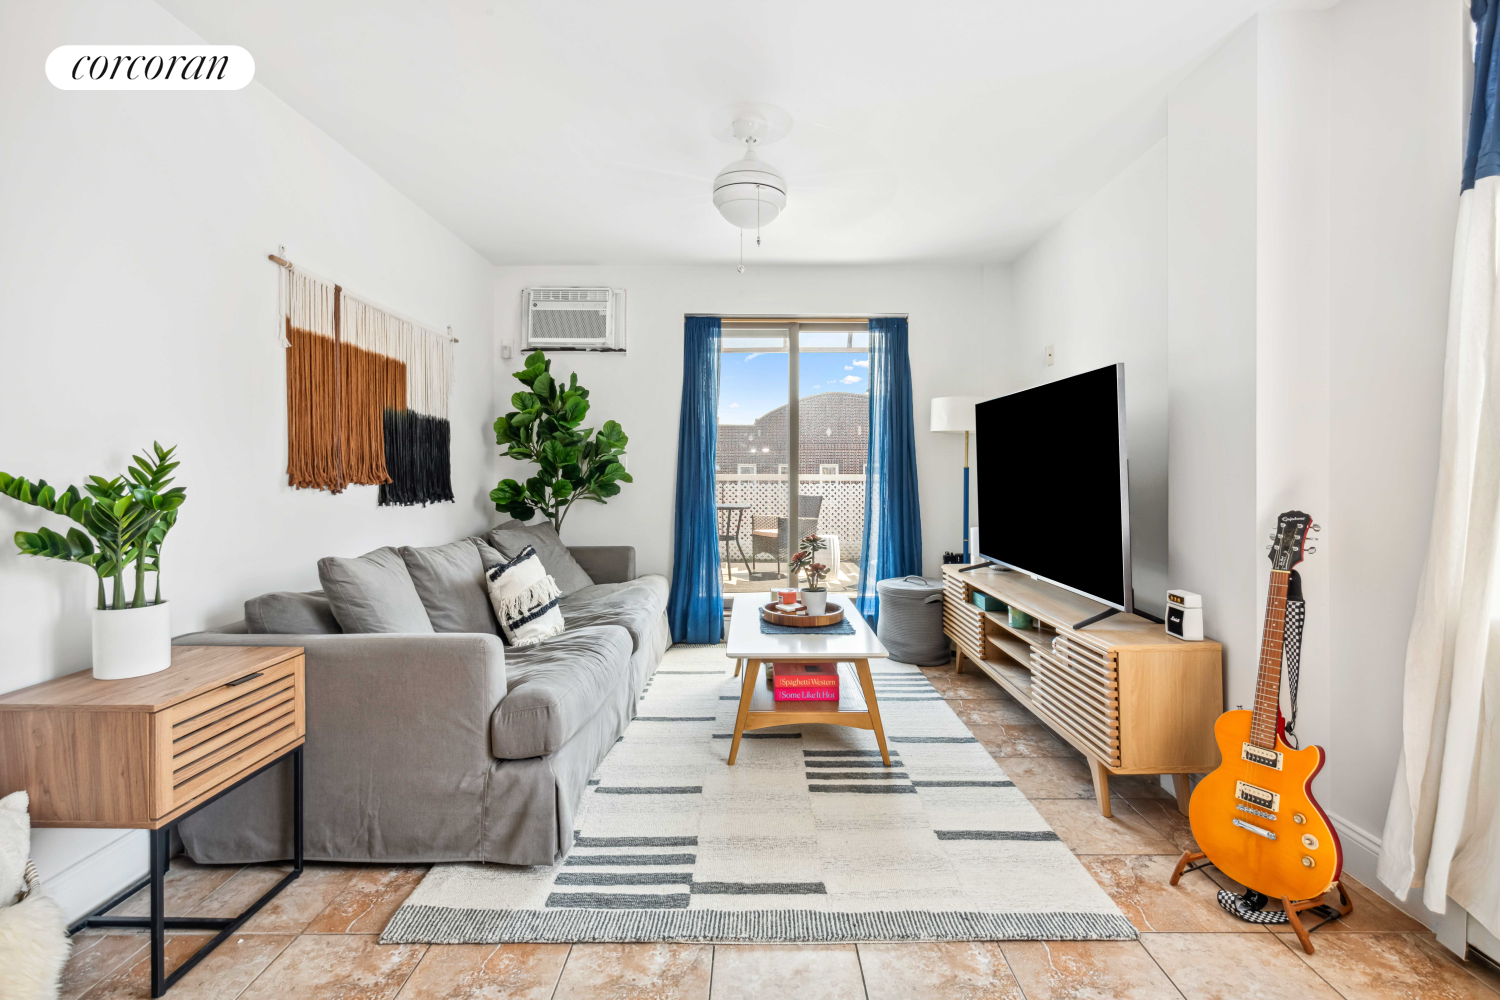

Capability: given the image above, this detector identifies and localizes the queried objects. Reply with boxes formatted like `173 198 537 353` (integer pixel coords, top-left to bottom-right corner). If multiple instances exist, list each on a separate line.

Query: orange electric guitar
1172 510 1351 951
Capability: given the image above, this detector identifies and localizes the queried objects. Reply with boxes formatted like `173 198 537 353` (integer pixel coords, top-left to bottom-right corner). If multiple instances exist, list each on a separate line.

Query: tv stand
942 565 1222 817
1071 607 1120 630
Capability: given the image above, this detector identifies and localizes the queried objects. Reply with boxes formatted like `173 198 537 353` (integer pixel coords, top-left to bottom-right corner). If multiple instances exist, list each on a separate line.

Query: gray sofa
171 529 671 867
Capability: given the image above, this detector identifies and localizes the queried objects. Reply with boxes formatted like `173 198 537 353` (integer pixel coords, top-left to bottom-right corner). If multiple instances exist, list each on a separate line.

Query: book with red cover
774 687 839 702
772 663 839 687
772 663 839 701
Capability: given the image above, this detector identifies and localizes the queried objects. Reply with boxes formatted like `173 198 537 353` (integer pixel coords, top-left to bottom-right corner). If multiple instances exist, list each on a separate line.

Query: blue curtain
856 317 922 620
667 317 724 643
1466 0 1500 191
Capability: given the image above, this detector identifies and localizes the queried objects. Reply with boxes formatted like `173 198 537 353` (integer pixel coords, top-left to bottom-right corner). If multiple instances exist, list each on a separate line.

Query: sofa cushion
245 590 342 635
490 624 633 759
557 575 669 652
317 547 435 634
400 539 498 634
486 521 594 597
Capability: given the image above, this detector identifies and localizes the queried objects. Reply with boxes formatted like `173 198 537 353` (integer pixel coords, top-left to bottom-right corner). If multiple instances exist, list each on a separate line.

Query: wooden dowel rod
266 252 456 342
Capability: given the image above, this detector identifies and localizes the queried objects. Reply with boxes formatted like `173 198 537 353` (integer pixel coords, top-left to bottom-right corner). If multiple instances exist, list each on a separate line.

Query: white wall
0 0 496 919
1254 9 1334 790
1166 17 1263 692
1008 140 1169 618
490 266 1006 580
1323 0 1462 874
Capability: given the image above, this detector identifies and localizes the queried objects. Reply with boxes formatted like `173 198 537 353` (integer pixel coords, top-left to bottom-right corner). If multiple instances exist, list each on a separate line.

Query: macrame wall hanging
273 254 455 506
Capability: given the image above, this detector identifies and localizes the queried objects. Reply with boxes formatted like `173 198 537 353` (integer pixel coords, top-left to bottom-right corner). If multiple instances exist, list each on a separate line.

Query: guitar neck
1250 570 1289 749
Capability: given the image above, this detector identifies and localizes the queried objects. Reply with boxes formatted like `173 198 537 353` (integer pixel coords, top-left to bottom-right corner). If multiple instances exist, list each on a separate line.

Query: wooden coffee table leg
728 658 760 765
854 659 891 766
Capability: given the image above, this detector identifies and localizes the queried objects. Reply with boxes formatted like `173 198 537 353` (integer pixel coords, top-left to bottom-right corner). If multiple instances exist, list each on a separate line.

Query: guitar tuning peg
1310 524 1322 532
1266 544 1273 551
1305 546 1317 554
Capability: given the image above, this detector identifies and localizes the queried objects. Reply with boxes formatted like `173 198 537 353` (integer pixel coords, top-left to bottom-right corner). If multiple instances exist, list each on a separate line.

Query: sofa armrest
568 545 635 584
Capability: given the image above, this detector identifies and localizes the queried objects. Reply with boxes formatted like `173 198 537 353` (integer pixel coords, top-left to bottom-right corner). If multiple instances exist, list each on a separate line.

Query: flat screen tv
974 364 1131 612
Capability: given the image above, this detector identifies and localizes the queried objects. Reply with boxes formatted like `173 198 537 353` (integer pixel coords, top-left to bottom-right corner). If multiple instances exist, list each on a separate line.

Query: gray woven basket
875 576 949 665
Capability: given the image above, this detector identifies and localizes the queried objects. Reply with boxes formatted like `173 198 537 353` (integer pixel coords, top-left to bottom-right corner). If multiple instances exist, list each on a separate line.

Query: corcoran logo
46 45 254 90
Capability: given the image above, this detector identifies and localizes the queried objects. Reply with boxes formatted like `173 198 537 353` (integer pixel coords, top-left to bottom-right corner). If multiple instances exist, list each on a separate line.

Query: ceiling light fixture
712 104 790 272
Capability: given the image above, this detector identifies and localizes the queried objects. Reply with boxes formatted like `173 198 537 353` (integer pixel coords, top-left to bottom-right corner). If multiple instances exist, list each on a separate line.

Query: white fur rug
383 646 1133 944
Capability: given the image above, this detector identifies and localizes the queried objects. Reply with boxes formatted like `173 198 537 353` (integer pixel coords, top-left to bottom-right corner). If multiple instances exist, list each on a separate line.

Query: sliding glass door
715 321 870 598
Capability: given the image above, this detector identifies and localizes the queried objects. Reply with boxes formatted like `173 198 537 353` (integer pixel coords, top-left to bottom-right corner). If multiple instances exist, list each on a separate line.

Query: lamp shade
930 396 982 433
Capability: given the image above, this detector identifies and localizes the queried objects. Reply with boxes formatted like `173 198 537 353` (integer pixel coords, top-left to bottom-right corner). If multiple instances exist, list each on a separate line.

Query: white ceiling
160 0 1267 265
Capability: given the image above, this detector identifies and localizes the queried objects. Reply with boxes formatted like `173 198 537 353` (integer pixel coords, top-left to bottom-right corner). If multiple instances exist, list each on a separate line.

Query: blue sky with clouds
719 351 869 424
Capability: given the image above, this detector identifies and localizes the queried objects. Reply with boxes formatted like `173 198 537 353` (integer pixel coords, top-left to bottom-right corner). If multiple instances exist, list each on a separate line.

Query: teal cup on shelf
1007 606 1035 630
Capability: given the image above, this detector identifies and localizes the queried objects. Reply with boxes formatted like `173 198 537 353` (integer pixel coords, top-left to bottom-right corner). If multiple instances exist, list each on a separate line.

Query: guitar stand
1170 849 1354 955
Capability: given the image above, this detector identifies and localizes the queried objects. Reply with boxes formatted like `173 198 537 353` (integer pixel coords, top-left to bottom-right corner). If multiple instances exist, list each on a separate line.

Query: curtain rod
268 253 457 343
713 315 906 324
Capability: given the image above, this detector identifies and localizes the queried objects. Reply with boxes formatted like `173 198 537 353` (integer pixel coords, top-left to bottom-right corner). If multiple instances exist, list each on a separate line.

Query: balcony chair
751 495 823 578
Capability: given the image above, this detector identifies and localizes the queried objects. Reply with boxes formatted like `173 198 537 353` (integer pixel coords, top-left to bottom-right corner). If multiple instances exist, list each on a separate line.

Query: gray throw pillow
245 590 342 635
400 539 499 634
316 546 435 633
486 521 594 597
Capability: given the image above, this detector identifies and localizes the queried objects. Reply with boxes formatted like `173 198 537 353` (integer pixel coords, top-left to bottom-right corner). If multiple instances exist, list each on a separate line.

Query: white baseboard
1325 810 1451 937
40 830 149 925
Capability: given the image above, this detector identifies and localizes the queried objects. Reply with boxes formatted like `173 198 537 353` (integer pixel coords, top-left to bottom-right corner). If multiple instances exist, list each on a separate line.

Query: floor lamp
930 397 982 563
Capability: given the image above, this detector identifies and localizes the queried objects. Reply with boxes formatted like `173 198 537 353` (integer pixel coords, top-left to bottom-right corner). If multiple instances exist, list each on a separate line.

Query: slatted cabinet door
943 573 986 666
153 656 305 821
1031 636 1121 766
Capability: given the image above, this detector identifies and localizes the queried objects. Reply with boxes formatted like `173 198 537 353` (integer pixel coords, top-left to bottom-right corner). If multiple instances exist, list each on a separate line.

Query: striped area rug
381 645 1135 944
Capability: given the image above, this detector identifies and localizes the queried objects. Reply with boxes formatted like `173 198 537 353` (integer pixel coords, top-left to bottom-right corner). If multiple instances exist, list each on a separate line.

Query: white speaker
1165 590 1203 641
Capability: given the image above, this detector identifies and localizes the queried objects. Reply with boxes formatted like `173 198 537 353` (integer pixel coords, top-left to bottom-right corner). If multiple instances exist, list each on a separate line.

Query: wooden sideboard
0 645 307 998
943 564 1222 816
0 645 305 829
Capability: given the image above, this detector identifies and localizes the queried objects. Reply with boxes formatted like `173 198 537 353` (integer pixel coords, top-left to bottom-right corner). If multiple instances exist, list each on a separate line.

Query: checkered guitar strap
1282 569 1306 749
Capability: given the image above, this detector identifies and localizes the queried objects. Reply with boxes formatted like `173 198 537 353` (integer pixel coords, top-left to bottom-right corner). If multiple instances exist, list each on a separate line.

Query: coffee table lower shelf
728 660 891 766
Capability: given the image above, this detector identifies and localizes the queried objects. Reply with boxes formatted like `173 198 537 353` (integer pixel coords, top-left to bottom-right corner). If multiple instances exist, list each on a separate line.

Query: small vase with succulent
1 443 186 679
790 533 831 616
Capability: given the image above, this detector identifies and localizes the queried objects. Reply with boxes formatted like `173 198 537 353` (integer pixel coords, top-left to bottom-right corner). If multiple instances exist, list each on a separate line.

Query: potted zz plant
790 533 830 616
1 443 186 680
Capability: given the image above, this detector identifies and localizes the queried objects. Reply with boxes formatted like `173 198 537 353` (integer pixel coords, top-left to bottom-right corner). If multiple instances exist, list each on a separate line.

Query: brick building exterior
716 392 869 473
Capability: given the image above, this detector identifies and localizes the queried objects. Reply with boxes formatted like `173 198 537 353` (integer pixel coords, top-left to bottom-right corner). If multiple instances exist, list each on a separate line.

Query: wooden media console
943 564 1223 817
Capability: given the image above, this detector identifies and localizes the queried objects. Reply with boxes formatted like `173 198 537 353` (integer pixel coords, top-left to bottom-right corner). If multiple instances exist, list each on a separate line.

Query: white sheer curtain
1378 174 1500 937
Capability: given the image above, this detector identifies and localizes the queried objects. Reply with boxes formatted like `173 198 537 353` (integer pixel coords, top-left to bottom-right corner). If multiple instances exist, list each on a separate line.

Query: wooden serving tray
761 602 846 627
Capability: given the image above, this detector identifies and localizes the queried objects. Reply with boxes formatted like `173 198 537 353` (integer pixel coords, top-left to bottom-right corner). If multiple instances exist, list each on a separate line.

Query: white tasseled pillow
485 544 565 646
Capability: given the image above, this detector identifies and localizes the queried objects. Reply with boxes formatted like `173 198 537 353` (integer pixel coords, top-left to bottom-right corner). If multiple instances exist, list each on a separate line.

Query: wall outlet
501 344 512 359
1044 344 1055 366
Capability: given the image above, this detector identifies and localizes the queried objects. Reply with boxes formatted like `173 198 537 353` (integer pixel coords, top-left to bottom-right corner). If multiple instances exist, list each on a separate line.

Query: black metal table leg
150 828 166 996
68 744 306 998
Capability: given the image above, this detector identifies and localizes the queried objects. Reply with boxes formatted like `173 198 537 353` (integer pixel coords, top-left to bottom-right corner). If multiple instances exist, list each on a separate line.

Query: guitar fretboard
1250 570 1288 749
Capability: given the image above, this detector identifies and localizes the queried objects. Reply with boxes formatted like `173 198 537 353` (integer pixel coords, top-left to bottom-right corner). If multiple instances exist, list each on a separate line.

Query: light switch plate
1045 344 1055 366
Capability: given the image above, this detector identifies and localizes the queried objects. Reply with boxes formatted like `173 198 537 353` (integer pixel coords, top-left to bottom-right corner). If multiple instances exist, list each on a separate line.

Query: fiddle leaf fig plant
1 442 186 610
491 351 632 533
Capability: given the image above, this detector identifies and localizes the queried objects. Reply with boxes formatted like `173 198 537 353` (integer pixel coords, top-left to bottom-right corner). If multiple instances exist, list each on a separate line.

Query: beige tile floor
62 662 1500 1000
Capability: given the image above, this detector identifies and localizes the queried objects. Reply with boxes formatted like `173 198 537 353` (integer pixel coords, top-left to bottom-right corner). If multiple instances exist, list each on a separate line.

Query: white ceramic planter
91 602 171 680
800 589 828 616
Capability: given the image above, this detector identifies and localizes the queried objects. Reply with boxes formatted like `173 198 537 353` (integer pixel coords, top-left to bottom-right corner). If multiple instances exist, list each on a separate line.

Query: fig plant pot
91 602 171 680
800 589 828 616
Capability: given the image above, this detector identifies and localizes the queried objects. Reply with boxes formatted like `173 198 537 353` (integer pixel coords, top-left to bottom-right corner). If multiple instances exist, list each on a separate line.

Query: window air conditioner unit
522 287 626 352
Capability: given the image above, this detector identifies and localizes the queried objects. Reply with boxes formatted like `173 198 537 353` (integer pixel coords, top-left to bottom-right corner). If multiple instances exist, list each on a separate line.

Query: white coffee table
723 592 892 765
